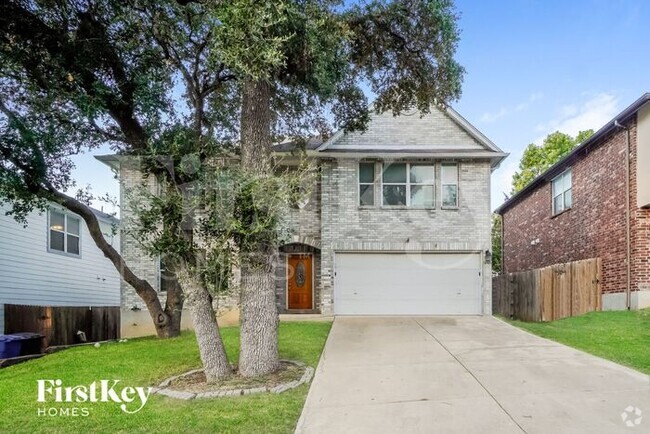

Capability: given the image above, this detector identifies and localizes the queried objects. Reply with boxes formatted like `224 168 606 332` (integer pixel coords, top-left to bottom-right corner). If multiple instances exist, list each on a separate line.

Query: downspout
614 120 632 310
500 214 505 275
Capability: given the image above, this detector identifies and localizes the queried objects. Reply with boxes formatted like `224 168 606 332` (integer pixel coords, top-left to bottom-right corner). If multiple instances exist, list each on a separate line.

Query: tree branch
45 188 171 328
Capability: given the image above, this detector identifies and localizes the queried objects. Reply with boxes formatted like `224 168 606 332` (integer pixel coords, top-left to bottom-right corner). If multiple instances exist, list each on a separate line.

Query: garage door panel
334 253 481 315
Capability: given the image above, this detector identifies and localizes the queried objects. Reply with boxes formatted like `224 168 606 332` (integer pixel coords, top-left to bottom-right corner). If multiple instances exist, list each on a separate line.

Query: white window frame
358 161 376 207
381 162 435 208
552 169 572 215
441 162 459 208
47 209 81 257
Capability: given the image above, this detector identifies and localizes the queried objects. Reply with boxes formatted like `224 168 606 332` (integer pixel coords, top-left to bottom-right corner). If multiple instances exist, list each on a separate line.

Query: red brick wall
629 122 650 292
502 117 647 294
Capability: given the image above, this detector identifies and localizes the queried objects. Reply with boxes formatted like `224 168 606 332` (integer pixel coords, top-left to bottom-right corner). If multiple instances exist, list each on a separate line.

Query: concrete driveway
296 316 650 434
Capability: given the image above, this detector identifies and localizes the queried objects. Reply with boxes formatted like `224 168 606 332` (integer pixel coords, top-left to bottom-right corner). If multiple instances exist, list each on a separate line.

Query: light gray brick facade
118 160 165 311
111 105 503 319
328 109 484 150
316 158 493 315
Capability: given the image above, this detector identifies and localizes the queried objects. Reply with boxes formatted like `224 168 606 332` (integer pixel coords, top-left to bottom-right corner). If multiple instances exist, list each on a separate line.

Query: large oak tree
210 0 465 376
1 0 466 381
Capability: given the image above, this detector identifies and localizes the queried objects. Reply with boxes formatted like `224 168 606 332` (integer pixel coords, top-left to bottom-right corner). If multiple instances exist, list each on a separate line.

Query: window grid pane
50 211 65 232
441 164 458 184
67 216 80 236
554 195 564 214
359 184 374 206
383 163 407 183
410 164 435 184
564 189 572 209
411 185 434 207
442 185 458 207
50 231 65 251
359 163 375 183
67 235 80 255
383 185 406 206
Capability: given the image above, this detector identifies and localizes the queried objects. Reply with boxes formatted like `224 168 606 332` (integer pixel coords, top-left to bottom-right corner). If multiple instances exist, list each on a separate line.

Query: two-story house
99 105 506 334
0 202 121 335
496 93 650 311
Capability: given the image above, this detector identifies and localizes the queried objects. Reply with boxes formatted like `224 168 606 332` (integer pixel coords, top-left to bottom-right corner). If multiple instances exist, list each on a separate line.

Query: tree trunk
161 273 184 338
178 268 232 382
47 189 183 338
238 254 280 377
240 80 273 172
238 79 281 377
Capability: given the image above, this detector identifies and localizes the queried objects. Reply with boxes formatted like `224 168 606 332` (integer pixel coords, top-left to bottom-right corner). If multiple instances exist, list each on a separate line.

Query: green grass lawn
0 321 331 434
506 309 650 374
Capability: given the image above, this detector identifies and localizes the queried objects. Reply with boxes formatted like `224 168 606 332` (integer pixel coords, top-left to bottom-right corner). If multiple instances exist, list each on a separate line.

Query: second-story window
441 163 459 208
359 162 375 206
552 169 572 215
382 163 434 207
48 210 81 256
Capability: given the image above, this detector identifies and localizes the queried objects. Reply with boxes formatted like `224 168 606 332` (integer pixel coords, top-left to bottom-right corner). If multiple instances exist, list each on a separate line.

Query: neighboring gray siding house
0 202 121 334
99 105 505 332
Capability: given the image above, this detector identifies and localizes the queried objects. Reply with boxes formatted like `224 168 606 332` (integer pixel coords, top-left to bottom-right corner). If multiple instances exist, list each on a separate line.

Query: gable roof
306 104 507 168
316 105 503 154
495 92 650 215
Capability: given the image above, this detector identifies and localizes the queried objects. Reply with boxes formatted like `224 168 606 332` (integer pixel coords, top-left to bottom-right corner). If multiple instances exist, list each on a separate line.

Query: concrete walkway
296 316 650 434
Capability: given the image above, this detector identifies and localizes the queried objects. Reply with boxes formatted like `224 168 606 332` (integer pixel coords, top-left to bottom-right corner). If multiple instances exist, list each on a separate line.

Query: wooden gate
493 258 601 321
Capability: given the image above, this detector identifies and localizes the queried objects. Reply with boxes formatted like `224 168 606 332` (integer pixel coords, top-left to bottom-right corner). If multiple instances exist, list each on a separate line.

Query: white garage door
334 253 482 315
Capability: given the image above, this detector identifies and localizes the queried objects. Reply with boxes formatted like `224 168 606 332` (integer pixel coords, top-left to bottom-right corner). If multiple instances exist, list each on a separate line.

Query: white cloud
534 93 619 144
480 107 508 123
491 92 619 210
480 91 544 124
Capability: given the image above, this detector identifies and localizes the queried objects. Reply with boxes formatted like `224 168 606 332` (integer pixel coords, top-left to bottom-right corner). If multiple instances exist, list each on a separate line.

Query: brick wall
119 160 164 310
502 116 649 294
629 120 650 292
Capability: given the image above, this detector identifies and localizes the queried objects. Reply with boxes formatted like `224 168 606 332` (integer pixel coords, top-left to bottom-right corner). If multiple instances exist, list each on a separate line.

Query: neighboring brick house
496 93 650 311
99 105 506 335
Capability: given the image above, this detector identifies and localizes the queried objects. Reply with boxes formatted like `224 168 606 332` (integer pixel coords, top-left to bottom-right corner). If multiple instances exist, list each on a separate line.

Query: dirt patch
167 361 304 394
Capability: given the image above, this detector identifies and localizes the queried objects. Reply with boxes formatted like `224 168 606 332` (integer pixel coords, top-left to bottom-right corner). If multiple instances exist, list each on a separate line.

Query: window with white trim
441 163 459 208
552 169 572 215
358 162 375 206
382 163 435 207
48 210 81 255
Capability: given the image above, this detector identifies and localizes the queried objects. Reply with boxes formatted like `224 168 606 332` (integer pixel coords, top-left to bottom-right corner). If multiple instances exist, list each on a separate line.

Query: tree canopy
511 129 593 194
1 0 467 380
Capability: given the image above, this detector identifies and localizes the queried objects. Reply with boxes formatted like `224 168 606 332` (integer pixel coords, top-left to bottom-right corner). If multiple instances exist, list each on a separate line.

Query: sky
71 0 650 214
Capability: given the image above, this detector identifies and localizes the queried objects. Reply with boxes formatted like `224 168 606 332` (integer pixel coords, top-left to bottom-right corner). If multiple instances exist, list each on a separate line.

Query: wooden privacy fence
4 305 120 348
493 258 602 322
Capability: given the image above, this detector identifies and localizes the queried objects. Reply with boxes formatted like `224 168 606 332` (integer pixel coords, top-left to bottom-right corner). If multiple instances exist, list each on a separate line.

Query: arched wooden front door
287 254 313 309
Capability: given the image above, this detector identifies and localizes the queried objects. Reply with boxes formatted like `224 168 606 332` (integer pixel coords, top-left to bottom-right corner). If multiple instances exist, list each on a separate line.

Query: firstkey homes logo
36 379 152 416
